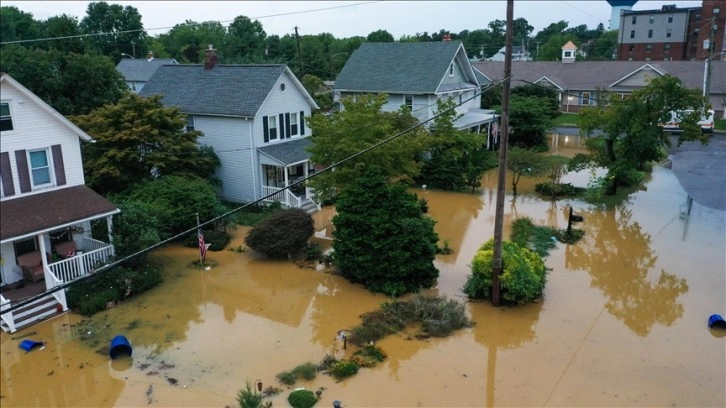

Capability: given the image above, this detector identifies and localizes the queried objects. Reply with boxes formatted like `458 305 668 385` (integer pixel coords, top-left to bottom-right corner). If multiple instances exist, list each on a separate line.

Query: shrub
237 381 264 408
276 370 297 386
534 182 586 197
329 360 359 380
182 227 230 251
305 243 324 262
292 362 318 381
317 354 338 371
463 239 547 304
245 209 315 258
288 389 317 408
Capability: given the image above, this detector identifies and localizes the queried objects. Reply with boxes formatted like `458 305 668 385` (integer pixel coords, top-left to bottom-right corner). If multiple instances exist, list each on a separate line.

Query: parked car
661 109 715 133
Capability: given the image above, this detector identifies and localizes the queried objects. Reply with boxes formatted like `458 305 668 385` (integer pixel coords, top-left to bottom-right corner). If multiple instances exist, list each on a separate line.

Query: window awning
454 108 499 130
257 137 312 166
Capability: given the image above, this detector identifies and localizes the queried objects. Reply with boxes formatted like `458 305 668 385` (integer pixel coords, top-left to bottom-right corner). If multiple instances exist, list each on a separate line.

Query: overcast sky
4 1 703 39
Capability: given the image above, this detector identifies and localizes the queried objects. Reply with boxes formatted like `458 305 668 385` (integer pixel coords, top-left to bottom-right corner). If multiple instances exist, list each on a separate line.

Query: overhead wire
0 78 506 316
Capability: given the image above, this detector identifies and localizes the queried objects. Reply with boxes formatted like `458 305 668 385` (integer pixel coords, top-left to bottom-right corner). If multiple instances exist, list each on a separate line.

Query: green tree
80 1 147 60
73 93 220 194
333 167 439 296
107 199 162 259
41 14 85 53
0 6 42 45
587 29 618 60
244 209 315 259
538 34 580 61
224 15 266 63
507 95 553 147
575 74 707 195
366 29 394 42
159 20 227 63
512 84 560 119
306 93 428 202
0 45 127 115
507 147 549 195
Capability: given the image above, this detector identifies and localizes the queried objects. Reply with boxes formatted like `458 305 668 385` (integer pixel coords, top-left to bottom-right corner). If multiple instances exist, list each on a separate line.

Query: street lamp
120 53 135 59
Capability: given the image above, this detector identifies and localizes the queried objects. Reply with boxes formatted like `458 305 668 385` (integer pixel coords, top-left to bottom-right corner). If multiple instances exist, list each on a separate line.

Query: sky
3 1 703 40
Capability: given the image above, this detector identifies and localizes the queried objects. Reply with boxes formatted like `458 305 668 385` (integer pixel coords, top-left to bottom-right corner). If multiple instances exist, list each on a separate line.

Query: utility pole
491 0 514 307
294 26 305 77
704 15 717 98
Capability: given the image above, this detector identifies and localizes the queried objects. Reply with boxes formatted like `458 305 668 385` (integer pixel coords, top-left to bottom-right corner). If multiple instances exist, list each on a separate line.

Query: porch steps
300 198 319 215
1 294 62 333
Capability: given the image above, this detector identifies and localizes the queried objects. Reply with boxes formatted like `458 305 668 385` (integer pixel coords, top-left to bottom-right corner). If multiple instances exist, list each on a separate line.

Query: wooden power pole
294 26 305 77
491 0 514 306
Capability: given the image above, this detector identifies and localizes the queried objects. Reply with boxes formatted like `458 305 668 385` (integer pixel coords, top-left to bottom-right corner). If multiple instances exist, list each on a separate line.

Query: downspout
249 120 257 201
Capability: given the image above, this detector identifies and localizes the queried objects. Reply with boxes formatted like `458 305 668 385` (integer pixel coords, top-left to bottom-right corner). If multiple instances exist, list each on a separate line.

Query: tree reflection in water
565 205 688 336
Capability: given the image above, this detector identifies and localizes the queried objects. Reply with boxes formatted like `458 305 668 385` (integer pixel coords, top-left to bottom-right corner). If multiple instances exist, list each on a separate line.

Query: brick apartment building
617 0 726 61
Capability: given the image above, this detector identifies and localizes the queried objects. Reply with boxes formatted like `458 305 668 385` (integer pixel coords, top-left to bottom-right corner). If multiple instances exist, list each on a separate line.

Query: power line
0 79 505 316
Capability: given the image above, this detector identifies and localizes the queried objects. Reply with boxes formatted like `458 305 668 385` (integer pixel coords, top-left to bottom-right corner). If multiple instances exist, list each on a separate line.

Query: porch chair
54 240 77 259
16 252 46 284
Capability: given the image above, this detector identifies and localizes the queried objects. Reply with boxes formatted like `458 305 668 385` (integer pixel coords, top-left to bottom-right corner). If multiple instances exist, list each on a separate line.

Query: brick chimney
204 44 218 70
443 33 452 42
146 51 154 61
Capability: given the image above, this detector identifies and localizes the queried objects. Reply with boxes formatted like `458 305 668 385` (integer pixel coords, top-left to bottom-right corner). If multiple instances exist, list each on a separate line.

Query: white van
662 109 716 133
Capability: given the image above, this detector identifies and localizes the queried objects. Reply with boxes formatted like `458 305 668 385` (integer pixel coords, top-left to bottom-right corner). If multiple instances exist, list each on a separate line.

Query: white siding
193 115 256 203
0 81 85 201
254 71 315 148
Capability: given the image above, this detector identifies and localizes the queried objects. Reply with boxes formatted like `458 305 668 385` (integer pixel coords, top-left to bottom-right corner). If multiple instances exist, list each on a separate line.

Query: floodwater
2 134 724 407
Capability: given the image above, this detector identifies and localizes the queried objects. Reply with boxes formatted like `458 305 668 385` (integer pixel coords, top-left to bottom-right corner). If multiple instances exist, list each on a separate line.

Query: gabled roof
139 64 317 117
0 185 120 243
258 137 312 166
609 63 664 87
0 73 93 141
472 60 726 93
334 41 478 93
116 58 178 82
562 41 577 50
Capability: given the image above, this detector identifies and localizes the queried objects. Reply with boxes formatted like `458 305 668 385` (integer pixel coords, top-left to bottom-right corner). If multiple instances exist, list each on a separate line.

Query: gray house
334 41 498 133
139 48 319 210
116 52 178 93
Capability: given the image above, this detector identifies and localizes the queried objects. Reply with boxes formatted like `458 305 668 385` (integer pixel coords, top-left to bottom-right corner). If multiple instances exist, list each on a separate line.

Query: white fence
261 186 302 208
49 244 113 283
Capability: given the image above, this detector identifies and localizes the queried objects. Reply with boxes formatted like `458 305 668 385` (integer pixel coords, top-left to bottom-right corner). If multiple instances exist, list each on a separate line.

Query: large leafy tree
0 6 42 45
0 45 127 115
333 167 439 296
224 15 266 63
306 93 429 202
41 14 85 53
506 95 553 148
80 1 147 60
507 147 549 195
159 20 227 63
366 29 394 42
244 209 314 259
575 74 707 195
73 93 220 194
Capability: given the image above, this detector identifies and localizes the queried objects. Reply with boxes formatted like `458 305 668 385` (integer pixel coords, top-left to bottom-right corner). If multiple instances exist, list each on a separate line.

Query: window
649 15 655 24
645 57 652 61
448 63 454 76
268 115 277 140
0 102 13 131
664 43 671 50
564 50 572 57
581 92 591 106
632 15 637 24
629 44 635 52
620 93 631 100
186 115 195 131
714 8 720 15
648 29 653 38
29 149 52 187
630 30 635 39
280 83 286 92
695 13 701 21
405 95 413 110
646 43 653 51
458 92 464 104
290 112 299 136
663 57 672 61
694 28 700 36
668 14 673 23
666 28 672 38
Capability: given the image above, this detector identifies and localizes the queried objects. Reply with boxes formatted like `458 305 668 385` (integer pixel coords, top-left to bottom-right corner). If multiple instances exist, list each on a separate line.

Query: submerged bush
288 389 317 408
237 381 264 408
245 208 314 258
463 238 546 304
329 360 359 380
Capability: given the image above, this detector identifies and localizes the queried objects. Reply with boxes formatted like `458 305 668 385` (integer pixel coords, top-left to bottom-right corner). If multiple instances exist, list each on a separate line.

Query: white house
139 46 320 211
115 51 178 93
488 45 533 61
334 41 498 137
0 73 120 333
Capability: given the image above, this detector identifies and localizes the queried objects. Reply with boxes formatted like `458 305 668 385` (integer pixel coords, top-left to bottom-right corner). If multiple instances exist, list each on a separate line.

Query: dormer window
564 51 573 58
449 63 454 76
0 102 13 131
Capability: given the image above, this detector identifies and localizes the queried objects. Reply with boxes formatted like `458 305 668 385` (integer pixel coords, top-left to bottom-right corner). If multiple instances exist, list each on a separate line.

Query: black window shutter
51 144 66 186
285 113 291 138
15 150 31 193
0 152 15 197
279 113 285 139
263 116 269 143
300 111 305 136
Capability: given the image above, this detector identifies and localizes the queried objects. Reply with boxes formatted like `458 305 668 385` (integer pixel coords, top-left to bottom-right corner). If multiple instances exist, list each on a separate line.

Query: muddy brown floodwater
2 134 724 407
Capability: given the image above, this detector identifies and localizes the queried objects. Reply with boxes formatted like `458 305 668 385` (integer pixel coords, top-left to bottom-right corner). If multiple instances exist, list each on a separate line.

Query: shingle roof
472 60 726 92
1 185 120 242
116 58 178 82
335 41 471 93
139 64 288 117
258 137 312 165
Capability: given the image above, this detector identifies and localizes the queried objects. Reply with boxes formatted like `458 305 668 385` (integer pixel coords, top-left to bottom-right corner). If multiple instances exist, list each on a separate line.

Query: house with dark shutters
140 46 320 211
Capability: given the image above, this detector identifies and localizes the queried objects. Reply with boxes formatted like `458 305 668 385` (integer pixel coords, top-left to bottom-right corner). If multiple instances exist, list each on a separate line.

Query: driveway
667 133 726 211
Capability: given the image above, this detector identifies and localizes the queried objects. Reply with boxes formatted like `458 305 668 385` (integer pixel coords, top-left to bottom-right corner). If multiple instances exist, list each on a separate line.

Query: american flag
198 227 207 262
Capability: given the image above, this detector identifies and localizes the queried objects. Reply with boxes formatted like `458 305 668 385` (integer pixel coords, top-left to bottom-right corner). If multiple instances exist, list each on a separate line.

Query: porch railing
261 186 302 208
47 270 68 311
49 244 113 283
0 294 16 333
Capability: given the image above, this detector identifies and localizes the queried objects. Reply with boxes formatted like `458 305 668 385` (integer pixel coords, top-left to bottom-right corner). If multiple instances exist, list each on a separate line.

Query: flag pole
196 213 202 264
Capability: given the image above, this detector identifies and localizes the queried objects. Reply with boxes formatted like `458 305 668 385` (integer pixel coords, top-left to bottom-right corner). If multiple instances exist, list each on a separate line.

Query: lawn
715 118 726 132
552 113 579 126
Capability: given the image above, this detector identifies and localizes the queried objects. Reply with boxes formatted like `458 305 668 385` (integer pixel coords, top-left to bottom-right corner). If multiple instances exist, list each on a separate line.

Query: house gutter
0 209 121 245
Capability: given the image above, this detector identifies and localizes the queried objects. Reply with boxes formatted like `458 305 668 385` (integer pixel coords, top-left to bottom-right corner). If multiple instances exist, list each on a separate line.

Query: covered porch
258 138 320 212
453 108 500 149
0 185 120 333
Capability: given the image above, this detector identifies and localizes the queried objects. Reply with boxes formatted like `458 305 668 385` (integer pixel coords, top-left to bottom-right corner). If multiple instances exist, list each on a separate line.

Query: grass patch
275 370 297 386
552 113 579 126
715 118 726 132
291 362 318 381
511 216 584 257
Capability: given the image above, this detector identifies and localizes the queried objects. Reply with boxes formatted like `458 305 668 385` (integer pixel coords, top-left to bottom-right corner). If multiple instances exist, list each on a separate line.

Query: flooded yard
2 135 724 407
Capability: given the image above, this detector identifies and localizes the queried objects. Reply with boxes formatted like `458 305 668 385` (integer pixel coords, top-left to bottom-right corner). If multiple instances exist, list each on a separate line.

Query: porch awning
454 108 499 130
0 185 120 243
257 137 312 166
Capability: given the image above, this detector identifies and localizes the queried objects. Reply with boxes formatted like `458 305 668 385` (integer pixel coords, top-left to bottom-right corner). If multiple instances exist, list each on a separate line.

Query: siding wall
0 81 85 201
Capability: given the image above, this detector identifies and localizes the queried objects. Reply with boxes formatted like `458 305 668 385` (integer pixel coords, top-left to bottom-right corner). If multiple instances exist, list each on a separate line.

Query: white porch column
283 166 290 206
487 122 491 150
106 215 115 257
37 233 50 283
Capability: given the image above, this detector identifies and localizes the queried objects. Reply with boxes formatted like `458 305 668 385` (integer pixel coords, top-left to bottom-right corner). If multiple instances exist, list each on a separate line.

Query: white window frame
648 29 653 38
668 14 673 23
649 15 655 24
186 115 195 132
448 63 454 76
666 29 672 38
268 115 278 140
630 30 635 39
290 112 299 136
564 51 572 58
28 148 53 188
646 43 653 51
404 95 413 110
581 92 591 106
664 43 671 50
1 101 14 132
632 15 637 24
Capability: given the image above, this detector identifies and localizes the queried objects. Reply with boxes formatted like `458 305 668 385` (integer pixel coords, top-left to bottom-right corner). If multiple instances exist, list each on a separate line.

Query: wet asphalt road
667 133 726 211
